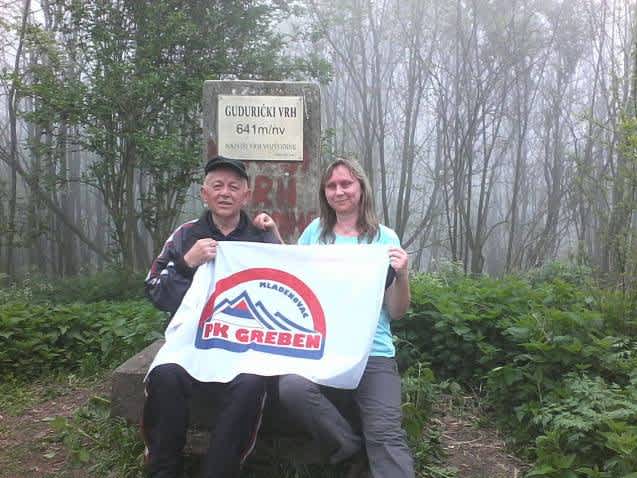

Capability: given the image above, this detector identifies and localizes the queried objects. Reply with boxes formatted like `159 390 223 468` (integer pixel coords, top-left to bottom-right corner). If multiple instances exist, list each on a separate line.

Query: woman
256 158 414 478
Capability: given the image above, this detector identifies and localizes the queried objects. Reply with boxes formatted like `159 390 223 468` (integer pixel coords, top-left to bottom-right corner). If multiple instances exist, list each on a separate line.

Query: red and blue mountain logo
195 268 326 359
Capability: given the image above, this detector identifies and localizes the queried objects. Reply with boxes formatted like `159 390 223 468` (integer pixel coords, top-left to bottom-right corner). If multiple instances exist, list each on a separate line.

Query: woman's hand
253 213 284 244
385 246 410 320
388 246 409 278
253 212 276 230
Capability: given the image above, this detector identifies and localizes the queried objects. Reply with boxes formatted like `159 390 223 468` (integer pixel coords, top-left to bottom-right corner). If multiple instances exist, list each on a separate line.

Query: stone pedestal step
110 340 327 464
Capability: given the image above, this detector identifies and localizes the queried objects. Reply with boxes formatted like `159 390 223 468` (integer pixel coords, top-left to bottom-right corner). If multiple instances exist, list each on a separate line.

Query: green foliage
526 375 637 477
397 272 537 383
400 362 458 477
11 263 636 476
52 395 145 477
20 0 328 262
0 373 100 419
0 299 164 379
526 261 593 288
0 268 146 305
404 263 637 477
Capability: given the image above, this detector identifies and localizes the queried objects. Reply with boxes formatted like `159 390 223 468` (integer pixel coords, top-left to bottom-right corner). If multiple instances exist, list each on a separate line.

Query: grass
52 395 146 477
0 373 102 417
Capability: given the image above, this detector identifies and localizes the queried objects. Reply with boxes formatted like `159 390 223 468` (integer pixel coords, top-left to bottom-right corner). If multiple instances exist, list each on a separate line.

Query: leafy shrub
526 374 637 477
526 261 593 288
396 273 538 384
0 268 146 305
401 361 438 442
404 264 637 476
0 300 165 379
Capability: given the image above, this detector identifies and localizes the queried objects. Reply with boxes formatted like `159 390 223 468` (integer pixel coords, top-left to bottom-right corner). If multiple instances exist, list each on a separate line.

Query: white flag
146 241 389 389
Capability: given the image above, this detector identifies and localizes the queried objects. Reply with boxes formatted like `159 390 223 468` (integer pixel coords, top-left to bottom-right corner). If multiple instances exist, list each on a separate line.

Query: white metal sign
218 95 303 161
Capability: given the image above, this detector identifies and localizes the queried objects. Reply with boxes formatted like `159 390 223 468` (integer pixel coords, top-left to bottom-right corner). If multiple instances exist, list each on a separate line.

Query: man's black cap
204 155 248 180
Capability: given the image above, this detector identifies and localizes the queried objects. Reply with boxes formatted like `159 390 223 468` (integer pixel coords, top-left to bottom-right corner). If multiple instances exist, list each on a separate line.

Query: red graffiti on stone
270 211 316 238
276 176 296 206
253 175 274 207
250 173 314 237
252 175 297 208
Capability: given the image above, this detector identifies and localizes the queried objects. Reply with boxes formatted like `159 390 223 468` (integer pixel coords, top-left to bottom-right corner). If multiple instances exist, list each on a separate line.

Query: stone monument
203 80 321 241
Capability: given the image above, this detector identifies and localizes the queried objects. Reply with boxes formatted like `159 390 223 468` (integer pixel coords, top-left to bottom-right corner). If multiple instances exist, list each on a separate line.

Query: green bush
402 264 637 477
0 300 165 379
396 273 538 383
0 268 146 305
4 263 635 476
526 261 593 288
526 374 637 477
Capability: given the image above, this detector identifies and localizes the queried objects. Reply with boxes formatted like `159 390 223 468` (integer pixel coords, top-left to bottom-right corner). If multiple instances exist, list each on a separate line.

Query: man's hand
183 238 218 268
388 246 409 278
253 213 284 243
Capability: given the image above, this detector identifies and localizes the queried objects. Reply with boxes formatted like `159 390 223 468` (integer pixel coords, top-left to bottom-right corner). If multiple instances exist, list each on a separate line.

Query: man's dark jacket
145 210 277 314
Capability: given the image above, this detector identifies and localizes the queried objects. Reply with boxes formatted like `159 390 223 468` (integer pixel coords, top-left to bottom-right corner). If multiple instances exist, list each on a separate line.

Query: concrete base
111 340 163 423
110 340 333 464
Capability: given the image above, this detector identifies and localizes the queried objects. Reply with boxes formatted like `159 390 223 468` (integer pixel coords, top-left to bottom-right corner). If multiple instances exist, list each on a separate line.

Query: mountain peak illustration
214 290 315 333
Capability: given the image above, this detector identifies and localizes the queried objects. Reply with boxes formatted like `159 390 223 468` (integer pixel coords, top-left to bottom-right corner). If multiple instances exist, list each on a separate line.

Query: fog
1 0 636 284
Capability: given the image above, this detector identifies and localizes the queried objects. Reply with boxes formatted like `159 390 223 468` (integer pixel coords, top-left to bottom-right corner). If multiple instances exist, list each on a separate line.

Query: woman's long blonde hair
318 158 379 244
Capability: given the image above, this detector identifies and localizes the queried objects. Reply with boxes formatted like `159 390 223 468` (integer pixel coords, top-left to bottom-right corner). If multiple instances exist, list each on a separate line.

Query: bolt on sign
218 95 303 162
203 80 321 242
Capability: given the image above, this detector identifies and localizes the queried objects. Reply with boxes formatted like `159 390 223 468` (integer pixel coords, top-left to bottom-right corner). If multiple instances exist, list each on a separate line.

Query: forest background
1 1 637 478
1 0 636 282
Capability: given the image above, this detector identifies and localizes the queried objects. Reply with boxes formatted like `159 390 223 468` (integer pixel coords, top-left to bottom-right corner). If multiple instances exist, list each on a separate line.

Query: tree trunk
6 0 31 281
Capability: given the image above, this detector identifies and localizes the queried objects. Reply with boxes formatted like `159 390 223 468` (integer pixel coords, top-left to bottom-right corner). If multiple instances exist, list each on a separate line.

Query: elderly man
143 156 278 478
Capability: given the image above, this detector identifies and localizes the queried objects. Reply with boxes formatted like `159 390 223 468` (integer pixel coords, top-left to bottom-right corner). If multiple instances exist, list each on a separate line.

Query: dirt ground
436 395 527 478
0 379 108 478
0 381 526 478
